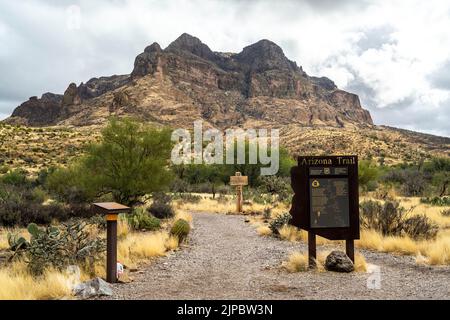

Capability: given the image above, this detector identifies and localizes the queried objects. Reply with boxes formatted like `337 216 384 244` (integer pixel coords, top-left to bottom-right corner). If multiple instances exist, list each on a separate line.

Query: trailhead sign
290 155 360 265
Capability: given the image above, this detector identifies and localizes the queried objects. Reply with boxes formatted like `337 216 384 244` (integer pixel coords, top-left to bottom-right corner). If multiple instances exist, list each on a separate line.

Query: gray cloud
429 60 450 90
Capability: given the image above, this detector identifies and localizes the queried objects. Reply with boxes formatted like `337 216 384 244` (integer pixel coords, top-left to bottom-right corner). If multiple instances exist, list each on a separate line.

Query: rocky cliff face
6 33 373 128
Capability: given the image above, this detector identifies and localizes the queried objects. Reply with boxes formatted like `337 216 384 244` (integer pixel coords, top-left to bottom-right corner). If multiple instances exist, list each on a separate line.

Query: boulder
325 250 354 273
73 277 113 299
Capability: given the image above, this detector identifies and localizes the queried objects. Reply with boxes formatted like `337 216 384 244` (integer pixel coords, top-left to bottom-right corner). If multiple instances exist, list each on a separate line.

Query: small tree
358 160 379 191
48 118 173 206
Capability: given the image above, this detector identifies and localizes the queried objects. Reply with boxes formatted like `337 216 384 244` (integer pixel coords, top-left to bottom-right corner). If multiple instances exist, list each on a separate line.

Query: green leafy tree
358 160 379 191
48 118 173 206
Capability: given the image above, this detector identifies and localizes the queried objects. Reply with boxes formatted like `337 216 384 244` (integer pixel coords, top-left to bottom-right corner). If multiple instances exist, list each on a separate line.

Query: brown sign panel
230 175 248 186
290 156 360 240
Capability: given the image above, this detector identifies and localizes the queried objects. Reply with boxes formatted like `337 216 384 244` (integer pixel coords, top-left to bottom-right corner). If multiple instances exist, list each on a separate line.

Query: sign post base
308 231 316 269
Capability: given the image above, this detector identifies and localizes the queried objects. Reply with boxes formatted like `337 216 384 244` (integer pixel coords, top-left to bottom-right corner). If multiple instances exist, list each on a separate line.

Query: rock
325 251 354 273
73 277 113 299
62 82 82 106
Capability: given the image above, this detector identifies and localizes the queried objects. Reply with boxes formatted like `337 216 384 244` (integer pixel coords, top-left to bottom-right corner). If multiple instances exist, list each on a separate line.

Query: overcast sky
1 0 449 136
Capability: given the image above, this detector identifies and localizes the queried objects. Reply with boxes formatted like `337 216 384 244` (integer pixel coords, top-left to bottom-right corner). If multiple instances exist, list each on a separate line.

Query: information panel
309 178 349 228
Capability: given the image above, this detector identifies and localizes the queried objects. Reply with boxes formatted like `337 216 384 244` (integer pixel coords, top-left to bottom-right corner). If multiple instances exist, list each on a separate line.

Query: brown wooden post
229 172 248 214
106 214 118 283
92 202 130 283
308 231 317 269
236 185 243 213
346 239 355 263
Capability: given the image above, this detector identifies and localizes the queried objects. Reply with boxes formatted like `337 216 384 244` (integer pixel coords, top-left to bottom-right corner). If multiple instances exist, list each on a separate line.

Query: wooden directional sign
229 172 248 213
230 175 248 186
290 156 360 265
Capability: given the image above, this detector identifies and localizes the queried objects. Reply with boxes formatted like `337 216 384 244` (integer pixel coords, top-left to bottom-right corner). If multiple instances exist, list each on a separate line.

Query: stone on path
325 251 354 273
73 277 113 299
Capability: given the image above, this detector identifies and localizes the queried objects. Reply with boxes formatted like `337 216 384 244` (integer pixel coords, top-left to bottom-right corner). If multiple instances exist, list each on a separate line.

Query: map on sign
309 178 350 228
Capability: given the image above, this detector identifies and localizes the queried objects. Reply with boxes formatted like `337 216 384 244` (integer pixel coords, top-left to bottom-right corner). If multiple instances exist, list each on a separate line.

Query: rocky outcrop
10 93 63 126
6 33 373 128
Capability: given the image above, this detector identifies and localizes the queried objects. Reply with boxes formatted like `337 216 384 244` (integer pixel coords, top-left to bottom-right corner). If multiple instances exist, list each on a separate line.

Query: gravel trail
107 213 450 300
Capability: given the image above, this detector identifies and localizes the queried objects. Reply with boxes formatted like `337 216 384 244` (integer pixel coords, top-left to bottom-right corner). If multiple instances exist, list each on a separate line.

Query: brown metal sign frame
290 155 360 266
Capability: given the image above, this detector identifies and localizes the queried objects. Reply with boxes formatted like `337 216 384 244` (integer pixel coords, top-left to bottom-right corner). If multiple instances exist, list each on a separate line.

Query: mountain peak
235 39 294 72
165 33 215 61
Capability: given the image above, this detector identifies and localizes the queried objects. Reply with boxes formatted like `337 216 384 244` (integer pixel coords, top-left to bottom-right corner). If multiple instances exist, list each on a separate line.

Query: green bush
128 208 160 231
170 219 190 242
420 196 450 206
258 176 291 200
358 160 379 191
1 169 28 186
269 212 292 235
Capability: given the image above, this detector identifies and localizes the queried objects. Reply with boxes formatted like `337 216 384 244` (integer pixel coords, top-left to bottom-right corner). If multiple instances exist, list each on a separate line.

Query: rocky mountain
7 33 372 129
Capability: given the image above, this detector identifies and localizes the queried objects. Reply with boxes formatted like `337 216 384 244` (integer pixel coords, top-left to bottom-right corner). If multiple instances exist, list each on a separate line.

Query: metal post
106 214 118 283
308 231 316 269
346 239 355 263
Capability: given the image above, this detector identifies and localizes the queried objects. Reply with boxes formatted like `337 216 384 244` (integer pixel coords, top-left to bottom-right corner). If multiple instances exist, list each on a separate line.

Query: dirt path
107 213 450 300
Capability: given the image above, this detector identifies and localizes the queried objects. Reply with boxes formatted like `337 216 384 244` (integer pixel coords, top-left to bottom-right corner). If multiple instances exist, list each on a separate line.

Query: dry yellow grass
0 262 74 300
174 211 193 223
256 225 272 236
357 229 450 265
175 196 288 216
0 231 8 250
283 251 309 272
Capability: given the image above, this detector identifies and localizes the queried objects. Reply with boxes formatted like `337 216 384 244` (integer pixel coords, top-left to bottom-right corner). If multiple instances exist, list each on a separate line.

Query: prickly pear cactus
27 223 41 238
170 219 190 242
7 233 29 252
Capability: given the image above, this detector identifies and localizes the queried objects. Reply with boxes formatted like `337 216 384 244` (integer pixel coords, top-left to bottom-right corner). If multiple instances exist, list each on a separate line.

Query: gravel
105 212 450 300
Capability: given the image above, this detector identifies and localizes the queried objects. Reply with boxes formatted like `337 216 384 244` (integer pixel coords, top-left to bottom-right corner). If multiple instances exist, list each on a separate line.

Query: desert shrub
0 165 9 174
8 221 106 275
127 207 161 231
269 212 292 235
216 194 229 204
169 178 190 193
148 192 174 219
441 209 450 217
263 207 272 220
401 171 427 196
1 169 28 186
258 176 291 200
170 219 190 242
148 202 174 219
360 200 405 236
360 200 438 240
420 196 450 206
88 214 107 229
402 215 438 240
176 193 202 203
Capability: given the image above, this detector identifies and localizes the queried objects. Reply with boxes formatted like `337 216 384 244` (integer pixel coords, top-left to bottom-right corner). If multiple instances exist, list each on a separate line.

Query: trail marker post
290 156 360 269
92 202 130 283
229 172 248 213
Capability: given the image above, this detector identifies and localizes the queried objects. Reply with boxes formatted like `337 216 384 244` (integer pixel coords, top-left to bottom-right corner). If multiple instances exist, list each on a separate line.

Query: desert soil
106 213 450 300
